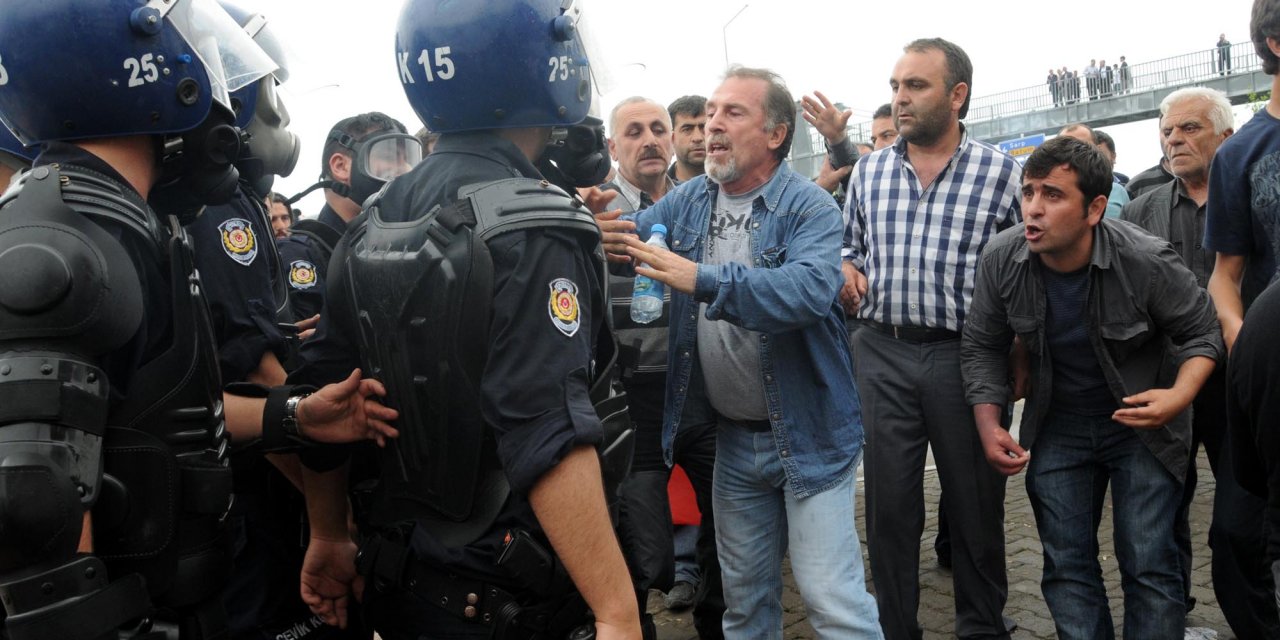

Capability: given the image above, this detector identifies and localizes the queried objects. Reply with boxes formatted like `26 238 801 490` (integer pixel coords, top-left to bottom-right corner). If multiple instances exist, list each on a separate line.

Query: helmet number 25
547 56 571 82
123 54 160 88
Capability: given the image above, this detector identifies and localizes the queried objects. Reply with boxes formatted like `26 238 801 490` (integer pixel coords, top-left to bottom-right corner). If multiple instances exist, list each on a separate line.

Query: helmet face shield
161 0 277 108
357 133 423 182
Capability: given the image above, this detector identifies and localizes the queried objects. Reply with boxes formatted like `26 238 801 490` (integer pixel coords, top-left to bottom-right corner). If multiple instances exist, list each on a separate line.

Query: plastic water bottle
630 224 668 324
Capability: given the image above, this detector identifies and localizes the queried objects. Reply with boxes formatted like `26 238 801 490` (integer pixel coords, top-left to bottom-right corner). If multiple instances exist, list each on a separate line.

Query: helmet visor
565 0 615 97
238 11 293 84
163 0 278 107
358 133 423 182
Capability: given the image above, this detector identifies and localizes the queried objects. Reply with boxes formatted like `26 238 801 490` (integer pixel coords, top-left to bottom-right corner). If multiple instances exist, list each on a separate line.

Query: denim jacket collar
700 161 791 214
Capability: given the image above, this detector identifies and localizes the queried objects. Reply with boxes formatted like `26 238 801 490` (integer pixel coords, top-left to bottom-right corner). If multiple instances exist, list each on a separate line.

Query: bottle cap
650 223 668 237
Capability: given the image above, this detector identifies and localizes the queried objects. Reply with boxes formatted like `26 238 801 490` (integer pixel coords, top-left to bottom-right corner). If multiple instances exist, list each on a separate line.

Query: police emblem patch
218 218 258 266
289 260 318 290
548 277 580 337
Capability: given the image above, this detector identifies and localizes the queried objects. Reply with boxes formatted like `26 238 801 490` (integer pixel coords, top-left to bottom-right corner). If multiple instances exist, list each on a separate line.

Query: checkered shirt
842 130 1023 332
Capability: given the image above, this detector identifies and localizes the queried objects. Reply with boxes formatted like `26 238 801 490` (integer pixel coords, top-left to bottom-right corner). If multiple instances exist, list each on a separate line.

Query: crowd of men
3 0 1280 640
1047 58 1132 107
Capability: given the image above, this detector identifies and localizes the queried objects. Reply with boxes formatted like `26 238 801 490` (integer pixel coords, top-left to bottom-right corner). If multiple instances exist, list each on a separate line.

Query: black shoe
664 581 696 611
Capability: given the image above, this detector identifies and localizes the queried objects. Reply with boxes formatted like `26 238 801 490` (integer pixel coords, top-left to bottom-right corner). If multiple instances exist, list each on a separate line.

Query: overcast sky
266 0 1261 214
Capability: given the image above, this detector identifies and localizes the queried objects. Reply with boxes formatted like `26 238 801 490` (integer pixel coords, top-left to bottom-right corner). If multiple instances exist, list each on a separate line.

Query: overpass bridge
790 38 1272 178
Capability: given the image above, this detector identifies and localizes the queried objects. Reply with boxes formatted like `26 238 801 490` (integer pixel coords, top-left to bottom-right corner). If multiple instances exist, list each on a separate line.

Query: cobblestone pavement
650 449 1228 639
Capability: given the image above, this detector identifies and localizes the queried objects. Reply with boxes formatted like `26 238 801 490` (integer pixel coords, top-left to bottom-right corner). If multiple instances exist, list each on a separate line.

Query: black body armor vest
327 179 631 545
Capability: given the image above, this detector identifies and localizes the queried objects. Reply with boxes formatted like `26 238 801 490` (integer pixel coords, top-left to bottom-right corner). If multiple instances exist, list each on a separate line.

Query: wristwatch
283 393 310 438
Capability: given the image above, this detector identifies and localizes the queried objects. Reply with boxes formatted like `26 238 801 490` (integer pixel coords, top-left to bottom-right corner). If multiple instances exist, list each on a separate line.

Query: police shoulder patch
219 218 258 266
289 260 318 290
548 277 580 337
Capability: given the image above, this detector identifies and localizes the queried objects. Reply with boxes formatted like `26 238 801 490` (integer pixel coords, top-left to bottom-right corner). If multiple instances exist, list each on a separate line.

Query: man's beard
705 154 739 184
896 101 950 147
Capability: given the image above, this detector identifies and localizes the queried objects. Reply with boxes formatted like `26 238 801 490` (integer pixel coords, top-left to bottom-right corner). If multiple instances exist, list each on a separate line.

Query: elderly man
1120 87 1267 636
607 96 677 209
963 136 1222 640
842 38 1020 640
599 66 882 639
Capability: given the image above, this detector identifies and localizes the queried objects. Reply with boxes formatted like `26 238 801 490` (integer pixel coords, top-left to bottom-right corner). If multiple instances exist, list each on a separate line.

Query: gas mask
149 105 244 224
538 116 611 193
234 76 301 198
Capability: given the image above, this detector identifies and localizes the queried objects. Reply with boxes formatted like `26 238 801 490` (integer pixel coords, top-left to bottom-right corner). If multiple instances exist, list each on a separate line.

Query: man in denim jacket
961 137 1223 640
598 66 882 639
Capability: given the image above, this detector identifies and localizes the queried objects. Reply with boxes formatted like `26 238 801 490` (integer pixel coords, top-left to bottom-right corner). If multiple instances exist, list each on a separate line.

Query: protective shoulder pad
0 165 143 350
459 178 600 243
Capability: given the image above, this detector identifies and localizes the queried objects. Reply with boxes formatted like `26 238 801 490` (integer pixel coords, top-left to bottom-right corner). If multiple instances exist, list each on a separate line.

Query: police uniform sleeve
481 228 605 496
276 235 326 321
188 201 287 382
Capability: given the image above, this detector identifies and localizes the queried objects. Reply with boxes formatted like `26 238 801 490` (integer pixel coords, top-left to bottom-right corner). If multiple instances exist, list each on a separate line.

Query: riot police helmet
219 0 302 190
395 0 606 133
0 0 278 146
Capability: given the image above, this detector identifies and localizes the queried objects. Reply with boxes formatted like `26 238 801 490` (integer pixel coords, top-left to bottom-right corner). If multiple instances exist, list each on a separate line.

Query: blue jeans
713 422 883 639
1026 411 1184 640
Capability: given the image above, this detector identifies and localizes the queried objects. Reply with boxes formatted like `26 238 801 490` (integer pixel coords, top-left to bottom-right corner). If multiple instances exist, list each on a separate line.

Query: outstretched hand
578 186 619 215
595 209 637 264
1113 388 1193 430
622 234 698 294
299 368 400 446
800 91 853 144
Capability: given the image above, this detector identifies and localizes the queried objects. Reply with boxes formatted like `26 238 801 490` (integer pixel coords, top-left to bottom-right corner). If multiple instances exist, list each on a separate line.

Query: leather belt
863 320 960 343
716 413 771 432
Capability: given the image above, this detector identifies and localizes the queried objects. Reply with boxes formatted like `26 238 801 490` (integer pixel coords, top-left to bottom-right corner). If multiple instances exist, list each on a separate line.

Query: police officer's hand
300 535 363 629
622 234 698 294
595 209 637 264
295 314 320 341
298 369 400 446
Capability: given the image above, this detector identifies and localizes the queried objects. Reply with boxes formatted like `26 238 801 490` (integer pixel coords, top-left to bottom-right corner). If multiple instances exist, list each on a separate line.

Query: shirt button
682 351 690 358
771 412 781 420
752 222 760 229
910 303 918 310
764 374 774 382
673 240 681 246
754 259 761 266
910 268 917 274
780 449 790 457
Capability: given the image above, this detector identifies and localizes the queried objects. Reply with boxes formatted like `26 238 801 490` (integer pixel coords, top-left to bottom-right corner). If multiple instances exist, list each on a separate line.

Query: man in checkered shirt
842 37 1022 640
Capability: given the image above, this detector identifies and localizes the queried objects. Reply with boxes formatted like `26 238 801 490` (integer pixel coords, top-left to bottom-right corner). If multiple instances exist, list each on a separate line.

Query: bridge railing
964 40 1260 123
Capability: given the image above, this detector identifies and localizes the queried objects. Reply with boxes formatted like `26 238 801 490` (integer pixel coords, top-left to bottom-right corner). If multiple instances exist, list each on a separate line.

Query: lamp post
722 4 749 67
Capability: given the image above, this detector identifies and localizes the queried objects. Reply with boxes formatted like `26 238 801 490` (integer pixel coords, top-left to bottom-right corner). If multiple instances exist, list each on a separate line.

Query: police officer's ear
328 152 353 187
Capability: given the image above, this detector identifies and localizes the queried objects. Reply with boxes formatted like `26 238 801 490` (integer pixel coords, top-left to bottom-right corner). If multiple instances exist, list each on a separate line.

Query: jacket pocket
1008 313 1040 354
668 222 702 257
1099 316 1150 363
759 244 788 268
